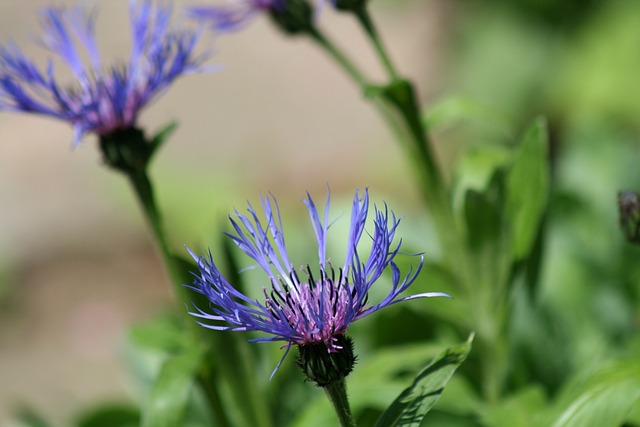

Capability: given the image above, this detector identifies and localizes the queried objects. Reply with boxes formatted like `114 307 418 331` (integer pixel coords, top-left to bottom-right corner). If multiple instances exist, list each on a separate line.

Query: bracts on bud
99 127 151 173
269 0 315 35
296 335 356 387
334 0 369 12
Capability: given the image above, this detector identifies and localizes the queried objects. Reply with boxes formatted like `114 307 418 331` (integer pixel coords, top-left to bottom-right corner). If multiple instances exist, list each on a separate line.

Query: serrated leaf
373 334 474 427
141 344 205 427
505 117 550 261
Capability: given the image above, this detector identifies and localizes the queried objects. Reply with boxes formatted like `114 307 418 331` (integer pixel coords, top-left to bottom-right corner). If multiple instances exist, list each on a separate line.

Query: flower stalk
351 5 399 81
324 379 357 427
99 128 235 427
310 2 510 400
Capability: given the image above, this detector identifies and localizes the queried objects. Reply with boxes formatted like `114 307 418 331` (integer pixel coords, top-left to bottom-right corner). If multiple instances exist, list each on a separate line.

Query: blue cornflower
186 189 449 379
0 0 211 144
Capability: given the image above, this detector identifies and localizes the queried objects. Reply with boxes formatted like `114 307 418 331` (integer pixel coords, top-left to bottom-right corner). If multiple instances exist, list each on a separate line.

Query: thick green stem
324 380 357 427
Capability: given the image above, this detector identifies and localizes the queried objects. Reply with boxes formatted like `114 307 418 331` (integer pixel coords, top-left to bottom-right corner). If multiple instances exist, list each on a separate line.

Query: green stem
311 7 508 401
125 169 234 427
308 30 443 195
198 355 233 427
353 6 399 81
324 380 357 427
308 28 368 87
126 170 181 289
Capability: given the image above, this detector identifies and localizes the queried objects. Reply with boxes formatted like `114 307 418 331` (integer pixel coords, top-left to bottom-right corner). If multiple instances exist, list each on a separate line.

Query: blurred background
1 0 639 424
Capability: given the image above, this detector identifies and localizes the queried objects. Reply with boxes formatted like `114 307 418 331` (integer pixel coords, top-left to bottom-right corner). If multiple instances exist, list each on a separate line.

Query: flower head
0 0 211 144
188 0 323 34
188 1 282 32
186 189 449 379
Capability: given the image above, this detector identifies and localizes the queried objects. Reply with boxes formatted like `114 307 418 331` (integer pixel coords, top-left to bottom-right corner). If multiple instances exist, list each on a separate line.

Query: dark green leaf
505 117 550 261
463 183 512 298
141 344 205 427
373 334 474 427
75 403 140 427
453 144 512 213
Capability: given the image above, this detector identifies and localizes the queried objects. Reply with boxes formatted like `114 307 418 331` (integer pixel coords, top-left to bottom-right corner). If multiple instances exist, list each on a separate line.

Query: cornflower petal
303 190 329 267
186 190 449 376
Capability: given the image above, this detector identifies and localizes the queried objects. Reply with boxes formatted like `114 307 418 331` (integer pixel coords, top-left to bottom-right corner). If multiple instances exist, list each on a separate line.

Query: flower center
266 266 363 349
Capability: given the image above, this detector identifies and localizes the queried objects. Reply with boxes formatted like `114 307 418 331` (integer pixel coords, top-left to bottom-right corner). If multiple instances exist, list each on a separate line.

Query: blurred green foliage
7 0 640 425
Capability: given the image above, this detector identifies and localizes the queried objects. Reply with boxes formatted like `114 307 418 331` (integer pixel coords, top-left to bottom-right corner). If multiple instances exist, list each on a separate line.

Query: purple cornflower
186 189 449 378
0 0 211 144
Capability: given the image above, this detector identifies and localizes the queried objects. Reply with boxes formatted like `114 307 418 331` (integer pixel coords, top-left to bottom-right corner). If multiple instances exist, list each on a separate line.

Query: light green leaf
373 334 474 427
453 143 512 213
424 96 514 138
141 344 205 427
505 117 550 261
549 359 640 427
128 315 187 353
481 386 547 427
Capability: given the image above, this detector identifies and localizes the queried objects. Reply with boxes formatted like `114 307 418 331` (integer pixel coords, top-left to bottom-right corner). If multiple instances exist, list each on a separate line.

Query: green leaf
505 117 550 261
75 403 140 427
453 144 512 214
14 407 52 427
148 122 178 159
128 314 187 353
290 342 480 427
373 334 474 427
462 184 511 297
547 359 640 427
481 386 547 427
141 344 205 427
424 96 514 138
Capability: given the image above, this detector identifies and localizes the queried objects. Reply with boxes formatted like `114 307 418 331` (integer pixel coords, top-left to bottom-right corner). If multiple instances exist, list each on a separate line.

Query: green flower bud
269 0 314 35
296 335 356 387
99 127 151 173
335 0 368 12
